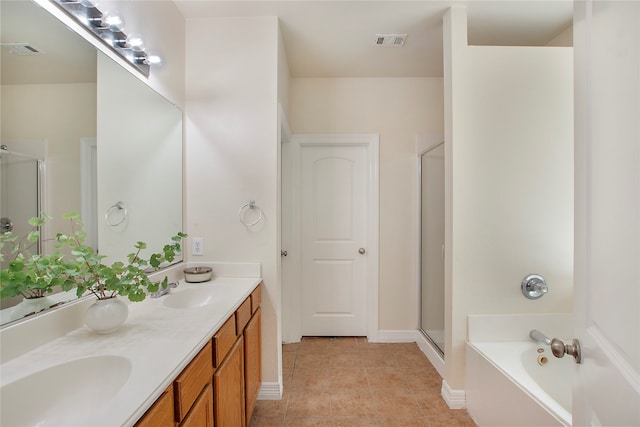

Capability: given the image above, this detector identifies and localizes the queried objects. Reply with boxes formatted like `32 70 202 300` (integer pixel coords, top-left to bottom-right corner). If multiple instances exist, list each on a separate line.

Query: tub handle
550 337 583 364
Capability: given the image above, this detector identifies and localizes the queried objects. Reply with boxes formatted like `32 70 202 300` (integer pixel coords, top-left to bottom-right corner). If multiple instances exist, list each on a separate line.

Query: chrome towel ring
105 201 128 226
238 200 263 226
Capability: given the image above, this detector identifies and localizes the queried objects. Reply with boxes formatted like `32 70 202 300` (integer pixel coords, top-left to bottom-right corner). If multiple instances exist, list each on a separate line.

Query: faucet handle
521 274 548 299
529 329 552 345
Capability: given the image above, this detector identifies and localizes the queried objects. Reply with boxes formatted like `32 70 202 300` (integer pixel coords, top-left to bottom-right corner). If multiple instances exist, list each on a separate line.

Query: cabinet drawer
250 284 262 313
174 341 213 421
135 385 174 427
213 314 237 368
235 297 251 334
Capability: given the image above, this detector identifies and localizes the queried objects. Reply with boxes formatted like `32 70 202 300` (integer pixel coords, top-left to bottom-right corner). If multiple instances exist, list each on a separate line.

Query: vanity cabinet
213 284 263 427
214 336 246 426
135 341 213 427
244 307 262 426
174 341 214 423
180 383 214 427
135 282 262 427
135 385 174 427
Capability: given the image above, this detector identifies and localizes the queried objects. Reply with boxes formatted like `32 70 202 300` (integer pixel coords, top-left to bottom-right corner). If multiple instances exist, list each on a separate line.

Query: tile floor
249 337 476 427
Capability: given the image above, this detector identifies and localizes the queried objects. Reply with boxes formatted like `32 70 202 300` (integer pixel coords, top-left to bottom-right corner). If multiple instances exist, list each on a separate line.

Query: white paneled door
300 140 369 336
573 2 640 425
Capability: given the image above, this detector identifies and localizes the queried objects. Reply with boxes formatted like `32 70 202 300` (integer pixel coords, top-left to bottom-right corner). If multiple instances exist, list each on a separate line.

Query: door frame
282 133 379 343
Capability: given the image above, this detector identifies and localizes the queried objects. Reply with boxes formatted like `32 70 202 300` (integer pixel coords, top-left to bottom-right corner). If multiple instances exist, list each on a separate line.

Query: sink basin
1 355 131 426
163 286 229 309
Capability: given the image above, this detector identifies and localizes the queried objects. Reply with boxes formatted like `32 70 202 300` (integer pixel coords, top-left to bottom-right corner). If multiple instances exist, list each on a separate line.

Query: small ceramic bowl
183 266 213 283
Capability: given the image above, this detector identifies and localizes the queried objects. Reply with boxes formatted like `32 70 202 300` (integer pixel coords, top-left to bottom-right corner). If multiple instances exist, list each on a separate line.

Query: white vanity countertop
0 275 262 426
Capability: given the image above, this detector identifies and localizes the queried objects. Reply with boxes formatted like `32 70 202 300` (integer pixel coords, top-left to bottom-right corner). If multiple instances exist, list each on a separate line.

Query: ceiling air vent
374 34 407 47
1 43 43 55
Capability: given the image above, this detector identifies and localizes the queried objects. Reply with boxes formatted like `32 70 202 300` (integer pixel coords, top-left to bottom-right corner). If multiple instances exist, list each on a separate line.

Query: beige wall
185 16 281 385
290 77 444 330
1 82 96 244
444 7 574 390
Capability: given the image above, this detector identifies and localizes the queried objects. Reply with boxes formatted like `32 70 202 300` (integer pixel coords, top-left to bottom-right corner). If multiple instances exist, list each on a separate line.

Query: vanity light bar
50 0 163 77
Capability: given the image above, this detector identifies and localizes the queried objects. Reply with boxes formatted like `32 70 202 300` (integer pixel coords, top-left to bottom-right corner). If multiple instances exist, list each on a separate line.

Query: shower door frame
0 146 46 255
416 134 446 373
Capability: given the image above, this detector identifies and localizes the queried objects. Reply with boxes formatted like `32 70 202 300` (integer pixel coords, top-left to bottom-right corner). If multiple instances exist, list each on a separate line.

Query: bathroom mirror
0 0 183 325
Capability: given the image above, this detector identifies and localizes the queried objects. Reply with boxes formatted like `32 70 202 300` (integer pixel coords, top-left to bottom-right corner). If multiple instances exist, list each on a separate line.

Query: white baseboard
374 329 419 342
257 381 283 400
442 380 466 409
415 331 445 378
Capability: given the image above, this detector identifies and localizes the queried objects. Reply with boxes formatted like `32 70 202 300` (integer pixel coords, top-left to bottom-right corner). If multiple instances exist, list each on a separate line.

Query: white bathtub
466 340 572 426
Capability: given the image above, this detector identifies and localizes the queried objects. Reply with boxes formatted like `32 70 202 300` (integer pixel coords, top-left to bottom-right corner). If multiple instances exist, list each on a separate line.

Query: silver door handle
358 248 366 254
551 338 582 364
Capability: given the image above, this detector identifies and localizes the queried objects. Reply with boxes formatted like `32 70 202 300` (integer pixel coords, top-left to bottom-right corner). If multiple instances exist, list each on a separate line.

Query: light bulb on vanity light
101 10 125 32
126 33 145 52
143 50 163 66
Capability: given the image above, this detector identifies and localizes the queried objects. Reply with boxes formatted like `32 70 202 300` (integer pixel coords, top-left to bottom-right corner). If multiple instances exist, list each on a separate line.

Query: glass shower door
420 143 445 356
0 147 43 308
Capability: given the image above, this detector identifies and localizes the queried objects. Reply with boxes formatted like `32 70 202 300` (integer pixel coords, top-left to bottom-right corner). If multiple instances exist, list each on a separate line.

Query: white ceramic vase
11 296 55 320
85 296 128 334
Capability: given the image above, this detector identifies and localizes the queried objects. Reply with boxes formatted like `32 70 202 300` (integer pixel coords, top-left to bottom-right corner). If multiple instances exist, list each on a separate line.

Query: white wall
98 0 185 108
97 53 183 264
290 77 444 331
444 7 574 390
185 16 282 386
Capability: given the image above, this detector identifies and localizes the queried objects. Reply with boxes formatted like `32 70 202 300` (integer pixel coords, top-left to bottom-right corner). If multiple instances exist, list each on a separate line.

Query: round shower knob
521 274 548 299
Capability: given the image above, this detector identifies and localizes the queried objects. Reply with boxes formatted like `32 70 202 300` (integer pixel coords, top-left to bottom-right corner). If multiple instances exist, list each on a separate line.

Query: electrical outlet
192 237 204 256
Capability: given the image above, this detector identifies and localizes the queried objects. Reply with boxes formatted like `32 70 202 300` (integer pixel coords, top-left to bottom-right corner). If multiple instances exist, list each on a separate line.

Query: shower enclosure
419 142 445 356
0 145 44 309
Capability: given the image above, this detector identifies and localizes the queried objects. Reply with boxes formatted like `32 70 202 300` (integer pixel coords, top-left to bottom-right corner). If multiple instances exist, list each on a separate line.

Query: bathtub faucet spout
529 329 552 346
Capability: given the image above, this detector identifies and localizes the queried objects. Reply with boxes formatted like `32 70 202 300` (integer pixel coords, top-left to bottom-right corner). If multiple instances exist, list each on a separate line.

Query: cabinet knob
358 248 366 255
281 250 288 257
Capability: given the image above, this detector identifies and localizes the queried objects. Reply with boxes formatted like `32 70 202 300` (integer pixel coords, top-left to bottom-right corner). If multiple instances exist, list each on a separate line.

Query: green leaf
28 216 46 227
62 211 80 220
149 253 162 268
27 230 40 243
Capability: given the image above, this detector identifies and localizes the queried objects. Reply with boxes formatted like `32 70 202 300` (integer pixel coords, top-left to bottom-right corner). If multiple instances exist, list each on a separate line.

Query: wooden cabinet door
214 336 245 427
180 383 213 427
244 308 261 425
135 386 175 427
174 342 213 421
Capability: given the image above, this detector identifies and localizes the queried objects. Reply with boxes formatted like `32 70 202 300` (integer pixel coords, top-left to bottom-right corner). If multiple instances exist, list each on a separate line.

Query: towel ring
105 201 128 226
238 200 263 226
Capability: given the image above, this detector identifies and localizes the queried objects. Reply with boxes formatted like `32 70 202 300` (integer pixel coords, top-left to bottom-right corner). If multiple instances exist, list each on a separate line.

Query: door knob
281 250 288 257
358 248 366 254
550 338 583 364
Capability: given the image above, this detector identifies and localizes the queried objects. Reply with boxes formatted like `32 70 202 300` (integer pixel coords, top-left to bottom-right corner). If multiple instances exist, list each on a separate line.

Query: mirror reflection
0 0 183 325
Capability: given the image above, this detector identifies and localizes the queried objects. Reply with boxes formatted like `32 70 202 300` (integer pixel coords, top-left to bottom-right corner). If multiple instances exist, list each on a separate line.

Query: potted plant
0 212 186 333
0 214 77 319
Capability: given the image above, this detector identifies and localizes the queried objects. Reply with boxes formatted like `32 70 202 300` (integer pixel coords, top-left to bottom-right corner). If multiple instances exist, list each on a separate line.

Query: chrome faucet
149 281 178 298
529 329 552 345
521 274 548 299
